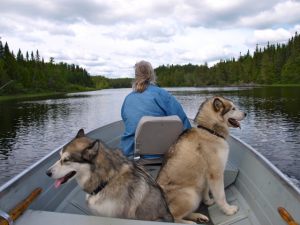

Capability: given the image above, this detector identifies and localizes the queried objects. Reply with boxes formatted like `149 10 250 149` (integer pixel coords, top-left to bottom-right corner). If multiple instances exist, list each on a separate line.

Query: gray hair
133 60 156 92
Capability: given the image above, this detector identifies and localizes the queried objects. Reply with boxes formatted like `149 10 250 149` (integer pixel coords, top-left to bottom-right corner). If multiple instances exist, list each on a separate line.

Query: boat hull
0 120 299 225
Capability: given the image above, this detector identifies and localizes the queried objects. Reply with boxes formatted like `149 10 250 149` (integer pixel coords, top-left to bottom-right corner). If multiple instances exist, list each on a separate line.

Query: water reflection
0 87 299 187
0 89 130 185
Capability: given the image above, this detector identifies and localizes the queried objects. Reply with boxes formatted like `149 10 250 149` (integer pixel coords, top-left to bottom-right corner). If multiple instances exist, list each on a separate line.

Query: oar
278 207 299 225
0 187 42 225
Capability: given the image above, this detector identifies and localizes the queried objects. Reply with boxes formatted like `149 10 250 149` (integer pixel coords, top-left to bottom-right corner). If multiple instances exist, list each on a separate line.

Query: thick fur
156 96 246 224
47 129 173 222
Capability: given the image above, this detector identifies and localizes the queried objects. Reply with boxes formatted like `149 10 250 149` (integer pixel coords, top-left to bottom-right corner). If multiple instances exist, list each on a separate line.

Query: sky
1 0 300 78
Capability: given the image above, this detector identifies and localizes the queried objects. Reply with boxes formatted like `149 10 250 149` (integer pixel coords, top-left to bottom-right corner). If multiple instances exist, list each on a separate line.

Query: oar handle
278 207 299 225
0 187 42 225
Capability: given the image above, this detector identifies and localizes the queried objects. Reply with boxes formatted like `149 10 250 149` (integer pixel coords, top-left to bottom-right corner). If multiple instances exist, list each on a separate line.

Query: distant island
1 31 299 96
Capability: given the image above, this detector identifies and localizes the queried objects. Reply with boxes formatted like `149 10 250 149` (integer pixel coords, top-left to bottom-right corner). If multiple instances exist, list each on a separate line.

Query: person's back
120 61 191 157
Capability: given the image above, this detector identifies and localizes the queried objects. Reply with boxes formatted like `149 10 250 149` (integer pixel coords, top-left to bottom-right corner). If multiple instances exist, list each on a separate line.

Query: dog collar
197 125 225 139
90 181 108 195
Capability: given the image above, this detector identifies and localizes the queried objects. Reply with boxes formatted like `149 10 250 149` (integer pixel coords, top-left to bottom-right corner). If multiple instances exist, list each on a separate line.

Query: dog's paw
186 213 209 224
223 204 239 216
196 213 209 223
204 198 215 206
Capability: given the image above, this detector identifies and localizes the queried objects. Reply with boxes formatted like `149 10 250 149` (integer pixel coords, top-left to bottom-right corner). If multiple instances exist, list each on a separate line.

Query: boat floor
16 163 260 225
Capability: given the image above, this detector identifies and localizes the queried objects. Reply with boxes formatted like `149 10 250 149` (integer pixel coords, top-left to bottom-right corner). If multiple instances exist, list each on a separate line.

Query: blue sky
1 0 300 77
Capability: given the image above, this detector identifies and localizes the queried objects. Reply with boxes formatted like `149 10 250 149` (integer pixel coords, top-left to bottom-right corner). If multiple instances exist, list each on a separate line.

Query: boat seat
134 115 239 187
134 115 184 164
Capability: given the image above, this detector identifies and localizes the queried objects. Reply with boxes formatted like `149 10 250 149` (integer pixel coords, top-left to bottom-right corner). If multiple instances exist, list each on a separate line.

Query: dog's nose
46 170 52 177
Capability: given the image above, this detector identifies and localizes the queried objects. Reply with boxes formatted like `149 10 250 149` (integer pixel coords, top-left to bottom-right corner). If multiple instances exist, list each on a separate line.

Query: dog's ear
82 140 99 161
213 97 224 112
76 129 85 138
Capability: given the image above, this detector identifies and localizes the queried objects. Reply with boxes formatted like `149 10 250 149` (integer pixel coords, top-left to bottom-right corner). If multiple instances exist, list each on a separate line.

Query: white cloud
240 0 300 28
246 28 293 46
1 0 299 78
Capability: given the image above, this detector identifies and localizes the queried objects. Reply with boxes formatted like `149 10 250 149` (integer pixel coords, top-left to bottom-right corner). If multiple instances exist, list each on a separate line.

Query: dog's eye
62 158 70 163
232 107 236 111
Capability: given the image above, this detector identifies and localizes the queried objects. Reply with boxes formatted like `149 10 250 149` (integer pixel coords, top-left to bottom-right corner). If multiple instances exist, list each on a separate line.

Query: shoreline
0 92 67 102
1 84 299 102
0 87 98 102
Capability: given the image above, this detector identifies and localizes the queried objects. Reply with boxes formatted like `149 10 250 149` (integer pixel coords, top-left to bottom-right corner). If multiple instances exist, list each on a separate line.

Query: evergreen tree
30 51 35 61
49 57 54 64
36 50 40 62
26 51 29 61
0 39 4 59
17 49 24 61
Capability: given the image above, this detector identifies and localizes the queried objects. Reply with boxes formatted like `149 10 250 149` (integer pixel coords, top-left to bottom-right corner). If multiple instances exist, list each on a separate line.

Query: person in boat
120 60 191 158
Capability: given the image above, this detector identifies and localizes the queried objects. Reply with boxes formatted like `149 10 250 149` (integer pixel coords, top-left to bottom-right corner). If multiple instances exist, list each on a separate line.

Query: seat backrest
134 115 183 160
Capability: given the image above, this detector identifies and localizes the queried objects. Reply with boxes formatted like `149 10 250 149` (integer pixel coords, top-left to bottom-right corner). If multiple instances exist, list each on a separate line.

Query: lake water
0 87 299 187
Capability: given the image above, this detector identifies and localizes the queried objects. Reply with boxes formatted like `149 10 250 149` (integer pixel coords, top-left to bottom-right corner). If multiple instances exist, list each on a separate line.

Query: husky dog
156 96 246 224
46 129 173 222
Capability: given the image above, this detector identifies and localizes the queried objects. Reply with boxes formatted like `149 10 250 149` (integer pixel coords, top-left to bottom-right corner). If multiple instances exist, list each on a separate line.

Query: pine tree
2 42 19 82
0 39 4 59
26 51 29 61
30 51 35 61
49 57 54 64
36 50 40 62
17 49 24 61
3 42 11 59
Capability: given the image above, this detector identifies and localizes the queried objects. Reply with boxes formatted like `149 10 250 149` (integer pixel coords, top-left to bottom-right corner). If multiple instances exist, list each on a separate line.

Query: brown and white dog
156 96 246 224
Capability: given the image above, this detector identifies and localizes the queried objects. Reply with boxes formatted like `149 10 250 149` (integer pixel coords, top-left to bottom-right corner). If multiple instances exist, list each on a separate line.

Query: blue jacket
120 84 191 157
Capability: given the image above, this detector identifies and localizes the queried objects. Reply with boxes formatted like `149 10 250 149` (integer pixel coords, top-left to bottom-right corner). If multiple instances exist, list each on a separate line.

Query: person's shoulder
148 84 169 95
123 90 137 103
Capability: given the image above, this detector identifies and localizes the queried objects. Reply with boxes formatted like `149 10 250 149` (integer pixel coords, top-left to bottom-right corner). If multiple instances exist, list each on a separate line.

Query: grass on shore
265 83 300 87
0 84 98 102
0 92 67 102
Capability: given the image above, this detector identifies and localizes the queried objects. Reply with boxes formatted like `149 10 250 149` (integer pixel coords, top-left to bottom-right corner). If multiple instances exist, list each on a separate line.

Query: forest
156 32 300 86
1 31 299 96
0 41 94 95
92 76 132 89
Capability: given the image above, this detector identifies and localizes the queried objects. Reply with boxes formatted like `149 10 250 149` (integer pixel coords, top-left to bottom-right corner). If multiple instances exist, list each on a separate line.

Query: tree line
155 32 300 86
92 76 133 89
1 31 299 96
0 40 94 94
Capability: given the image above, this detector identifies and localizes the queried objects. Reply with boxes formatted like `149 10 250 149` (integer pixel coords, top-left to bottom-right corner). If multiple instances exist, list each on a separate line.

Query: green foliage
92 76 133 89
92 76 110 89
281 56 300 83
155 32 300 86
108 78 133 88
0 40 94 95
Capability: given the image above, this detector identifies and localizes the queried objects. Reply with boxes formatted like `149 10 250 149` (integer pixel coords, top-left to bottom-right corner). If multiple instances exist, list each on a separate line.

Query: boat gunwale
1 120 299 201
230 135 300 200
0 144 63 193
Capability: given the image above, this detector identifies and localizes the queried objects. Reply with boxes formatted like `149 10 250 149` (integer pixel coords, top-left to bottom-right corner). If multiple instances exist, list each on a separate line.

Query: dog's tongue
229 118 241 128
54 178 65 188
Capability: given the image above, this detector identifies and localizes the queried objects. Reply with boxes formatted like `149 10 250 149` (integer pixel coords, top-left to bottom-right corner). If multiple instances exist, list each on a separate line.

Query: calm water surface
0 87 299 187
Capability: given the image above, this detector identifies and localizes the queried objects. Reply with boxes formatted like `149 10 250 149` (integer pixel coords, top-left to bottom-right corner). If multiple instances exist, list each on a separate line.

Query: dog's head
46 129 101 188
195 96 246 129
